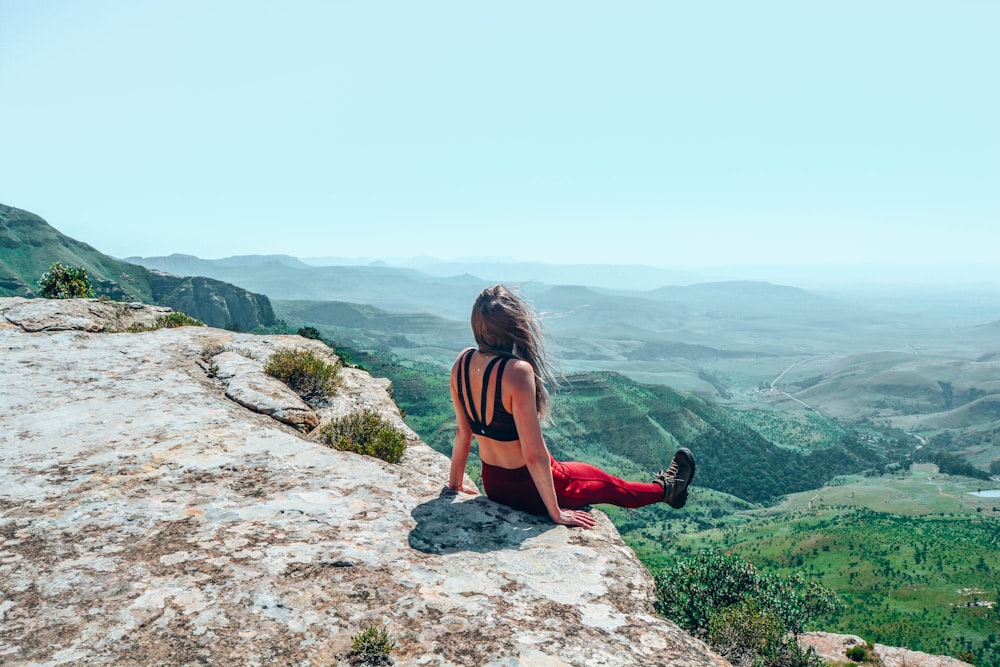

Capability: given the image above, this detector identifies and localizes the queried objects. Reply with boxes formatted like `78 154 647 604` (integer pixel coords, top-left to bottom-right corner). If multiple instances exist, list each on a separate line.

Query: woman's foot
656 448 696 509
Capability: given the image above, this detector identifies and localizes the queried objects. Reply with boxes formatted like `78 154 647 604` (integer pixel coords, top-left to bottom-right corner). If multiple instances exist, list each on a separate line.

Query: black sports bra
456 348 519 441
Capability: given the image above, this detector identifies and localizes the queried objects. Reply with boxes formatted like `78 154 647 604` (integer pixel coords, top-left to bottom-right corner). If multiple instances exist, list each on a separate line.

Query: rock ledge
0 298 729 667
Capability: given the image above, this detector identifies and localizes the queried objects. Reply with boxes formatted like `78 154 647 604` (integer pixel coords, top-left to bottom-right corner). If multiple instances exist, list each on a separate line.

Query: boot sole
666 448 696 509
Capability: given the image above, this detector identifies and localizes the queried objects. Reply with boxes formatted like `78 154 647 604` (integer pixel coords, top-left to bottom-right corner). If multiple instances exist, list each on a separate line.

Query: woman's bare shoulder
504 358 536 386
451 347 475 372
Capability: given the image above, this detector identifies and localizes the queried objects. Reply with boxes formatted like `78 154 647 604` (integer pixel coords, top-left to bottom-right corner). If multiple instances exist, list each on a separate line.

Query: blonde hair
471 284 558 418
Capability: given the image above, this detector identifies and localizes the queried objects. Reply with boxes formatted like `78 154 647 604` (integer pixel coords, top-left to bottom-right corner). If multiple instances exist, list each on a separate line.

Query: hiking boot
656 448 696 509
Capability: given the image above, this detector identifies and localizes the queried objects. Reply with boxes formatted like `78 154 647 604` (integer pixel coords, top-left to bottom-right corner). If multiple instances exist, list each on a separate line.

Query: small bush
350 623 395 666
38 262 95 299
845 645 867 662
319 409 407 464
265 348 342 401
708 600 784 666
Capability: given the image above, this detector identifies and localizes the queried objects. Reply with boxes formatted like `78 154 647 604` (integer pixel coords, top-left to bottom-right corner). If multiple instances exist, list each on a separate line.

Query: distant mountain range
127 251 870 332
128 252 489 320
0 205 275 331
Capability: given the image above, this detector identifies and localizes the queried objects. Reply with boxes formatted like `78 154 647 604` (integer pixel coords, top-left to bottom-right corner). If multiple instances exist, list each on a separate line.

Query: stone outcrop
0 297 730 667
147 271 276 332
1 296 175 332
212 351 320 432
799 632 972 667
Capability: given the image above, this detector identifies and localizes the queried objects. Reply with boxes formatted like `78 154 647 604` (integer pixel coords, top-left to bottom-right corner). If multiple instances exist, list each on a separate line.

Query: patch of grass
229 346 260 361
264 348 341 402
128 311 204 332
156 312 204 328
319 409 407 464
200 342 226 359
349 623 395 666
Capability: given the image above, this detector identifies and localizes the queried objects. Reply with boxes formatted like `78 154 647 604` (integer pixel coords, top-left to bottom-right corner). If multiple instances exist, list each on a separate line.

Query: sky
1 1 998 270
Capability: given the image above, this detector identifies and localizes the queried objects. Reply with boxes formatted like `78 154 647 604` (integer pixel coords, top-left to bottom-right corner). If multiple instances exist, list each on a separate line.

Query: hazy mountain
0 205 276 330
130 253 883 335
125 253 312 273
129 253 488 320
359 257 708 291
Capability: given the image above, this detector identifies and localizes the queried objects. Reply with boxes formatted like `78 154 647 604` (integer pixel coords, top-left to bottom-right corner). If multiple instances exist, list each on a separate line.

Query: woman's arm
507 361 596 529
448 354 480 494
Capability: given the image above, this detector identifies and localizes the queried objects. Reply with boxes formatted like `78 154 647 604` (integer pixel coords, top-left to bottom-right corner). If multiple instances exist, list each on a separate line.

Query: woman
447 284 696 529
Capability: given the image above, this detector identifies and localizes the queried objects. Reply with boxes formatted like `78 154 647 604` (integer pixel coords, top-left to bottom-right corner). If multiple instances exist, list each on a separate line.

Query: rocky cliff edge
0 297 730 667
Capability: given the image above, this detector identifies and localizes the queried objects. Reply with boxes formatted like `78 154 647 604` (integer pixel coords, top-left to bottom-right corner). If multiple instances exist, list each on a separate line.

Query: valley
655 466 1000 664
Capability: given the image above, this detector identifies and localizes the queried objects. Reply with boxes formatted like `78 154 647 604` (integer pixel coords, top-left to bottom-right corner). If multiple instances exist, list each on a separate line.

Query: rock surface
0 297 730 667
799 632 972 667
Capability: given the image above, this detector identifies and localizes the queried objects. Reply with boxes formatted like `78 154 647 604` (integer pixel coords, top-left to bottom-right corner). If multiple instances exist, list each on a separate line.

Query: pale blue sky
1 1 997 268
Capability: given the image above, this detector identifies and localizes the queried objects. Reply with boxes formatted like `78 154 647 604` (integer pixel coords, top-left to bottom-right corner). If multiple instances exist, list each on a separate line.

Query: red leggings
481 456 665 516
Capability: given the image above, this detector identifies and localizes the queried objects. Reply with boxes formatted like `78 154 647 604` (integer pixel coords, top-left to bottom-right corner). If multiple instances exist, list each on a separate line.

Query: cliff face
147 271 276 331
0 297 730 667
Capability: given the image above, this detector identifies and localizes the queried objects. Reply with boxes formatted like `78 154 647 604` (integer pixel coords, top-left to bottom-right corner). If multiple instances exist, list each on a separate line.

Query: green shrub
845 645 867 662
264 348 342 401
653 551 837 667
38 262 95 299
349 623 395 665
319 409 407 464
708 600 784 665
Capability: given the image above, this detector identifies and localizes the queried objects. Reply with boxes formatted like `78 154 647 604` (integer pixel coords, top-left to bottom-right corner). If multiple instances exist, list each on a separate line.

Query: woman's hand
448 482 480 495
552 508 597 529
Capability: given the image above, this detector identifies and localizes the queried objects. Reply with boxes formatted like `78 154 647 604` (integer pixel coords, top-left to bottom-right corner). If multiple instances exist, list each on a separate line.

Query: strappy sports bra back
457 348 519 441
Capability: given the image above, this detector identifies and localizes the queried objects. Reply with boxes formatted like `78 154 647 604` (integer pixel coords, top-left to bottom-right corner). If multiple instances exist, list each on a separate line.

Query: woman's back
451 347 538 470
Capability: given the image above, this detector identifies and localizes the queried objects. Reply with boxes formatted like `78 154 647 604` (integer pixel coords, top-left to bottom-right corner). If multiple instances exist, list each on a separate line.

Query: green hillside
1 204 154 301
668 466 1000 666
0 204 275 330
773 351 1000 473
546 372 886 504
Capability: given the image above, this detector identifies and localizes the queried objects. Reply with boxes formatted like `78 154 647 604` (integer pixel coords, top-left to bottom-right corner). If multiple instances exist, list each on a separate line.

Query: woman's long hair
471 284 559 418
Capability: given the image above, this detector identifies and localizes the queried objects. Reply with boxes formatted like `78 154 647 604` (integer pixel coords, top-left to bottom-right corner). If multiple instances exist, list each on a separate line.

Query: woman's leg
551 459 665 509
